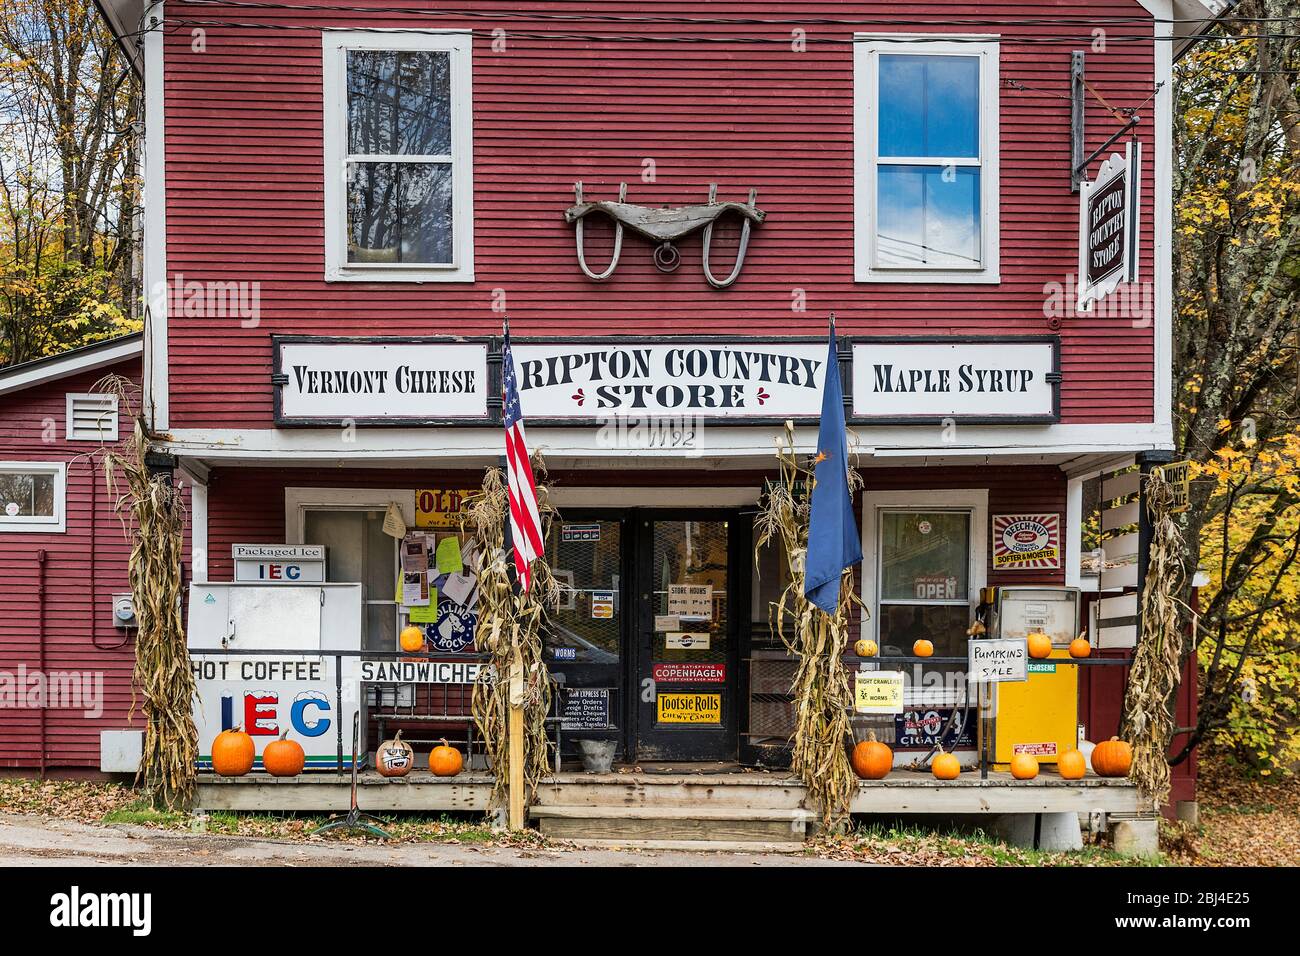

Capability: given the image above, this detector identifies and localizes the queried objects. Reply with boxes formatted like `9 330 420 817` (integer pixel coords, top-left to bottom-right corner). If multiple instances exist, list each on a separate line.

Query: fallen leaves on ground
0 778 138 823
810 827 1143 867
1163 758 1300 867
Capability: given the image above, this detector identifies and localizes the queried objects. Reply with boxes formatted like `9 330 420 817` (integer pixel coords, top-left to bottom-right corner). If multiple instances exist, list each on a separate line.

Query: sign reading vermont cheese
274 338 489 423
657 692 722 724
509 341 826 418
851 339 1058 422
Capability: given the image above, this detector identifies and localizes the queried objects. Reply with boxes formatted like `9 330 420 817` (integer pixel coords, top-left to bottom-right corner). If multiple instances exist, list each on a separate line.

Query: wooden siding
161 1 1159 429
0 359 145 769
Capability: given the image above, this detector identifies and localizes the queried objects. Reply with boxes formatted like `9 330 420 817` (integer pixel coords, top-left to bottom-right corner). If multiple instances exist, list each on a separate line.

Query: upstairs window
854 37 1000 283
323 31 474 282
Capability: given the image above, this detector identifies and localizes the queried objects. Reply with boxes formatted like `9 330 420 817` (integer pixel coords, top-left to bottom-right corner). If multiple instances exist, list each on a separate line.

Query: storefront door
634 514 738 762
542 510 742 765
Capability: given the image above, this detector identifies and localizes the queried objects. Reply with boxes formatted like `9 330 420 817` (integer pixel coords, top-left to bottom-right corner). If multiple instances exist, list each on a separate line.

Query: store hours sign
273 336 490 425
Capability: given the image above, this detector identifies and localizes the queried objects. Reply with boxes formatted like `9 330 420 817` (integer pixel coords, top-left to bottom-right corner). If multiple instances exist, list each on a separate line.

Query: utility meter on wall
112 593 137 629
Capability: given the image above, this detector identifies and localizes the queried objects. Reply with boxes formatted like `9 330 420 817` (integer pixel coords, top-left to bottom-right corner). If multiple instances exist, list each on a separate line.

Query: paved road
0 814 856 867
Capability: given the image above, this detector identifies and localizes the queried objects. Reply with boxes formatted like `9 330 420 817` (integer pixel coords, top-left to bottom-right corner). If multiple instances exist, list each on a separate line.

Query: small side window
0 462 66 533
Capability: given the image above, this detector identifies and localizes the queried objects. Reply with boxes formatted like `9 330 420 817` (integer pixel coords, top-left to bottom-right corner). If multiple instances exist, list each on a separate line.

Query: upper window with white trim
323 31 474 282
0 462 66 533
854 37 1000 283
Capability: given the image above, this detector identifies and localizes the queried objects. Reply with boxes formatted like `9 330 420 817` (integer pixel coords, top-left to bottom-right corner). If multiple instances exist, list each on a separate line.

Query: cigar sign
510 339 826 419
1077 141 1142 313
851 337 1059 423
272 336 490 425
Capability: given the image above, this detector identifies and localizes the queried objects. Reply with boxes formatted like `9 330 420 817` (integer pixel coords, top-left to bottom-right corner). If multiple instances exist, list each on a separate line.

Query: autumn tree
1171 0 1300 773
0 0 140 365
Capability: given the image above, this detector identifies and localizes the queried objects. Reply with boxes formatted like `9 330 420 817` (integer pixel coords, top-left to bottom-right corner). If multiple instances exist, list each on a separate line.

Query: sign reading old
510 340 826 418
851 338 1059 422
273 337 489 424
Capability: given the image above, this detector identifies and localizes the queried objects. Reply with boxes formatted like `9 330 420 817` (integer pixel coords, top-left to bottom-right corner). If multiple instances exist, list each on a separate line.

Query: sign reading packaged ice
233 544 326 584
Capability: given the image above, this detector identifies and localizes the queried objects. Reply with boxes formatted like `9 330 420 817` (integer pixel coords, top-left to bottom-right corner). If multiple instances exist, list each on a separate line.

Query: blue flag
804 319 863 614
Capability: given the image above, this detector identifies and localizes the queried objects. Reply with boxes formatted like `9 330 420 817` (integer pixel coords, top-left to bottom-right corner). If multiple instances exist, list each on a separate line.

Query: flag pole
500 315 527 831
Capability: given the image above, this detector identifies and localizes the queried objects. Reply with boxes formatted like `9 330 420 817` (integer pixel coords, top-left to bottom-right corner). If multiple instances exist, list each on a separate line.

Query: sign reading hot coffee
509 340 826 418
1077 142 1141 313
273 338 489 424
851 338 1059 422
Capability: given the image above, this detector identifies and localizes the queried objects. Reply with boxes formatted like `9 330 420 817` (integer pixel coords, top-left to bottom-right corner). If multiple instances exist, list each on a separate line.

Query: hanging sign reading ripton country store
1077 141 1142 313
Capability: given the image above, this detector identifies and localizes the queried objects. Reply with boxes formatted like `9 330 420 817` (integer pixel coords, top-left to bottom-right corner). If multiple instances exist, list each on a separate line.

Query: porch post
508 648 526 830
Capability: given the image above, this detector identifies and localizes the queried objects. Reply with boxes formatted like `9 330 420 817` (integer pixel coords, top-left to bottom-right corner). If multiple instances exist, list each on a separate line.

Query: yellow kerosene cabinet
983 587 1081 769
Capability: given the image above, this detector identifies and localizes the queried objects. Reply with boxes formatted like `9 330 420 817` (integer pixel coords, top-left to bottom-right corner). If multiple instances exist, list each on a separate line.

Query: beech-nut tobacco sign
1077 141 1142 313
271 335 1063 426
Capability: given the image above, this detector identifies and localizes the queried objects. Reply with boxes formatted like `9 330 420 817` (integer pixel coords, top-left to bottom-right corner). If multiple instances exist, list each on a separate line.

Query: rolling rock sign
1077 141 1142 312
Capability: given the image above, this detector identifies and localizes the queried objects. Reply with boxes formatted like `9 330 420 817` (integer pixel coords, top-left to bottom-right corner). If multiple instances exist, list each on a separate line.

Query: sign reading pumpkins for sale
993 514 1061 570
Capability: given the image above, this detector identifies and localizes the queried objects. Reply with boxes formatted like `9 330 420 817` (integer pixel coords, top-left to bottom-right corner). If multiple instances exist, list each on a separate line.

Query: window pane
0 472 55 518
879 54 979 158
877 166 980 268
879 511 970 602
347 49 451 155
878 604 971 657
347 162 453 264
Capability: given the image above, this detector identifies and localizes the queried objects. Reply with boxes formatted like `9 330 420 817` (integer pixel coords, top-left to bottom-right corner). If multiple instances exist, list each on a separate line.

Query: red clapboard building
84 1 1211 815
0 335 148 773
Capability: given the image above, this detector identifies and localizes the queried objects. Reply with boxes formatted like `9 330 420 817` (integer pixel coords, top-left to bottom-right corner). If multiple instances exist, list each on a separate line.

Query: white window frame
65 392 120 442
860 487 988 646
853 35 1001 283
322 30 475 283
0 461 67 533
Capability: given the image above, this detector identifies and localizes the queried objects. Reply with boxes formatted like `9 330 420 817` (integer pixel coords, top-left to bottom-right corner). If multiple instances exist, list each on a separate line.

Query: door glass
650 520 728 732
304 509 397 652
544 521 622 664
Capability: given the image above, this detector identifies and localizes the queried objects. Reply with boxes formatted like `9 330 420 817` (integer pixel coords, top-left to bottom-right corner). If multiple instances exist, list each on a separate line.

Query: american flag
501 321 543 593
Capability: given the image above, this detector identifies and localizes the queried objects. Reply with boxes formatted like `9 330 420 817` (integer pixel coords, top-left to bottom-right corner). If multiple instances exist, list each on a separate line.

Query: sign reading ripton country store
272 335 1061 425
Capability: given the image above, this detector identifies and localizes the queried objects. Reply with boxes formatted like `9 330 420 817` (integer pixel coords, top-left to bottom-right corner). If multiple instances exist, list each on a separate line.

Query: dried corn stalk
464 462 561 813
97 374 197 811
754 420 865 830
1121 466 1187 808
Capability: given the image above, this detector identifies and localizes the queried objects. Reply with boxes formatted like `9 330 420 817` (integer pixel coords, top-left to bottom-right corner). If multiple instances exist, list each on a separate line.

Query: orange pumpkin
854 638 878 659
913 639 935 658
850 733 892 780
211 725 255 777
1091 737 1133 777
429 739 464 777
262 730 305 777
1010 751 1040 780
1058 748 1087 780
399 625 425 653
1027 631 1053 659
376 730 414 777
1069 636 1091 659
931 751 961 780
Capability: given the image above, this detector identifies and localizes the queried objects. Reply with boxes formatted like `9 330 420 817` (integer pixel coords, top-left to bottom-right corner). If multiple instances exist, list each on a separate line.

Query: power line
168 0 1300 28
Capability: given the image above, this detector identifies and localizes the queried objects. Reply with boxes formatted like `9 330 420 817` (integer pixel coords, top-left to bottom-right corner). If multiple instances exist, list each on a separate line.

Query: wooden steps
530 777 815 847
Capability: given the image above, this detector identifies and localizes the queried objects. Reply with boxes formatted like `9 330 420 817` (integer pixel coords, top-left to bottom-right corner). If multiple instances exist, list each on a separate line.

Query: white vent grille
66 393 119 441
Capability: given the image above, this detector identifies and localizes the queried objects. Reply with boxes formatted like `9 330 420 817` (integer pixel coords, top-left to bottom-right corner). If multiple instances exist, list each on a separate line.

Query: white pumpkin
376 730 414 778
